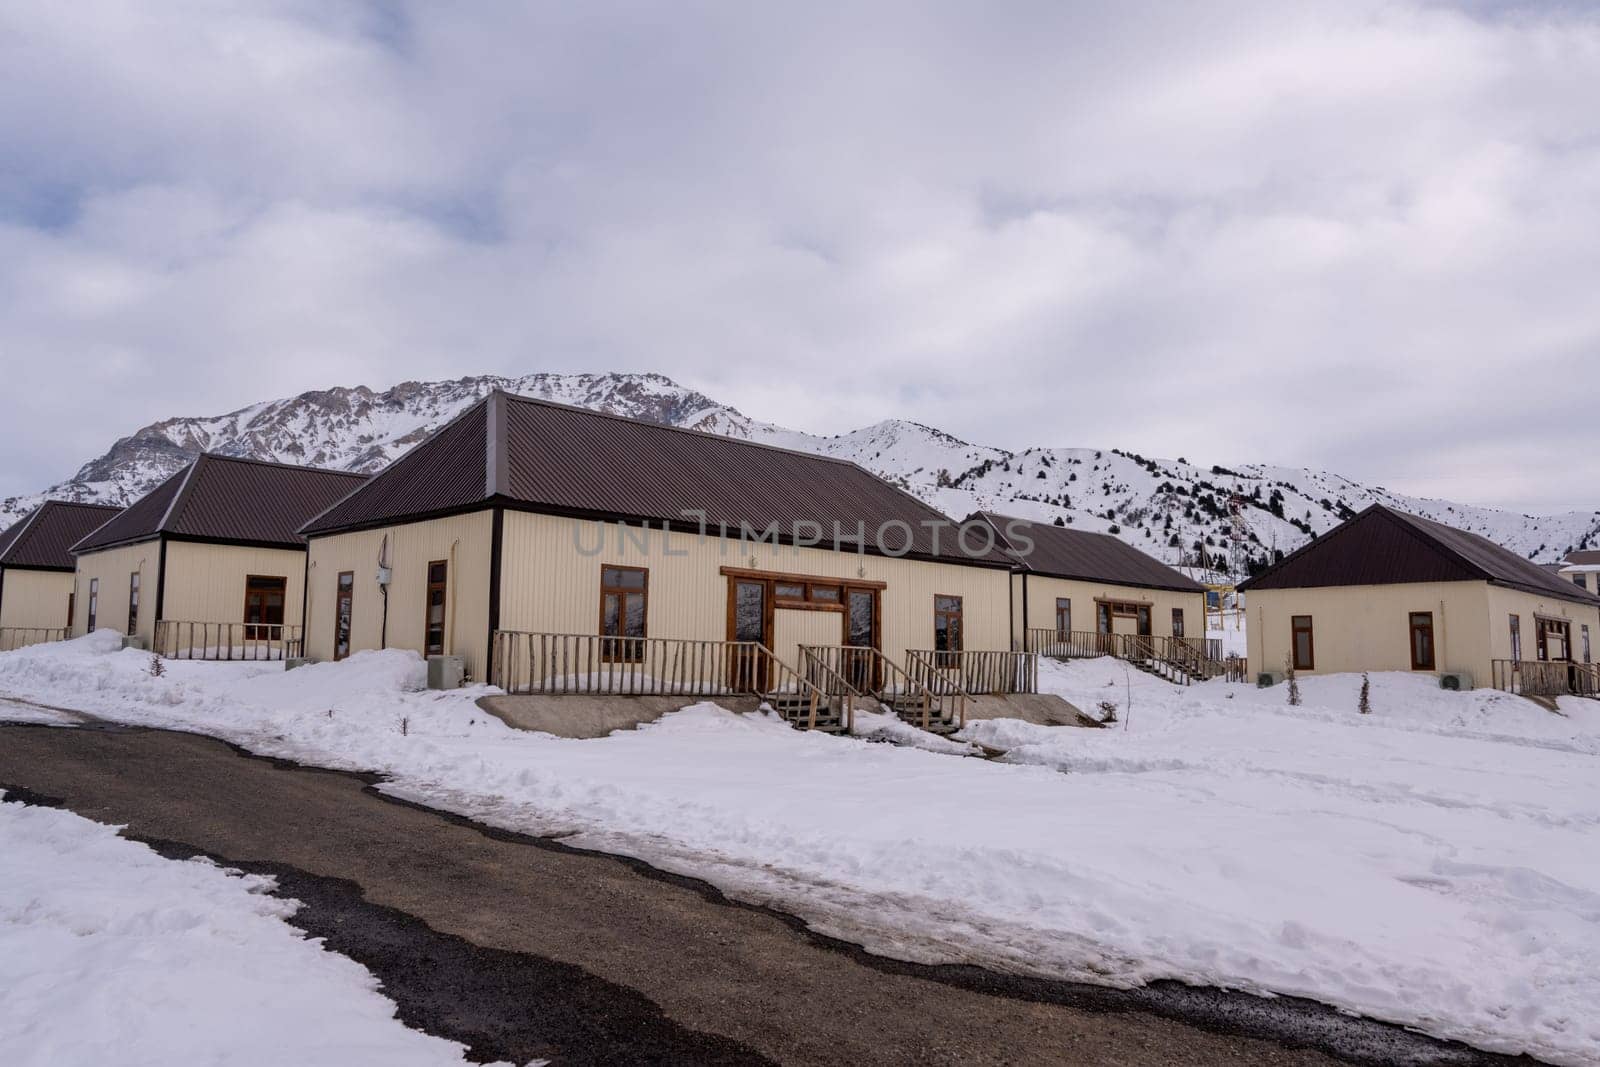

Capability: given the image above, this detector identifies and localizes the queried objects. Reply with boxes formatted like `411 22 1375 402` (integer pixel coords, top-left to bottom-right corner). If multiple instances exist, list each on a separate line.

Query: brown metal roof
0 501 122 571
1562 549 1600 566
975 512 1205 593
74 454 368 554
1238 505 1600 606
304 391 1011 568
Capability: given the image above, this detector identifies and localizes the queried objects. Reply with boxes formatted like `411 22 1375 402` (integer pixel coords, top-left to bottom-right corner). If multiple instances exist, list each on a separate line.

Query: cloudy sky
3 1 1598 511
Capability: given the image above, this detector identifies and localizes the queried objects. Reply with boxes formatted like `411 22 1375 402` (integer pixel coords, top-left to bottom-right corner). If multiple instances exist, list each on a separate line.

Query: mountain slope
6 372 1596 578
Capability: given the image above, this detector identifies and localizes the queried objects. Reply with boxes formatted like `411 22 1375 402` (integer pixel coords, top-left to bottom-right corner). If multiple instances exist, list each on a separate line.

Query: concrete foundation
477 694 766 739
963 693 1097 727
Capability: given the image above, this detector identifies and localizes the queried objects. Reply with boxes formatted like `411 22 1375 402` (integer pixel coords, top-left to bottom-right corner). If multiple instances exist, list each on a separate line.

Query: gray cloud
2 1 1599 510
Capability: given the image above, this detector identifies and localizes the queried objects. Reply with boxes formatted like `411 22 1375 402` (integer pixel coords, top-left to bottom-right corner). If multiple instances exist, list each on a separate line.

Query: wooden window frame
424 560 448 658
1509 614 1522 661
1583 624 1593 665
1171 607 1185 639
66 592 75 632
1536 615 1572 663
1290 615 1315 671
1055 597 1071 636
243 574 289 640
599 564 649 662
933 593 964 667
333 571 355 662
1408 611 1435 672
87 578 98 634
127 571 140 636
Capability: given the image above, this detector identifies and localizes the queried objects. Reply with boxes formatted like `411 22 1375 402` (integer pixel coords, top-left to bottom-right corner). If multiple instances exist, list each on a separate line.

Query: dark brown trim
81 532 314 555
1291 614 1315 671
933 592 964 666
598 563 649 663
1408 611 1436 671
485 505 504 681
718 565 887 590
243 573 290 639
153 536 168 631
333 570 355 663
424 559 449 659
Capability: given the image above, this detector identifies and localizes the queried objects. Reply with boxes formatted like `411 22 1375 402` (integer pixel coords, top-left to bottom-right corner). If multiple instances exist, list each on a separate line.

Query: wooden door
844 588 881 690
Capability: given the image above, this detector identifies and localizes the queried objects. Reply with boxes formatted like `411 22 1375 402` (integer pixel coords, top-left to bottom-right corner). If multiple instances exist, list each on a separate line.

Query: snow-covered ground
0 789 475 1066
2 632 1598 1064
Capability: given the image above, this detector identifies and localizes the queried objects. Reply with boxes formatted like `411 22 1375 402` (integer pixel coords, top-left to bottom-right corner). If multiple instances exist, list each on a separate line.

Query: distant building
0 501 121 650
1238 505 1600 691
70 455 366 655
967 512 1207 651
1556 550 1600 594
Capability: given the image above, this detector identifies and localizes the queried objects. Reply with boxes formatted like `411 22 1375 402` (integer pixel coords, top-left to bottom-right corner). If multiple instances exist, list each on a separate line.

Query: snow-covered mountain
7 371 1597 578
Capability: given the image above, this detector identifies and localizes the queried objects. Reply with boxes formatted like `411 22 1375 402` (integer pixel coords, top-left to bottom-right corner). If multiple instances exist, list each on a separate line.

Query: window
424 561 448 657
1291 615 1314 671
933 594 963 667
1509 614 1522 661
334 571 355 662
1574 573 1589 590
244 576 288 639
808 584 841 604
1055 598 1071 635
66 593 74 631
127 572 140 636
1584 625 1593 665
86 578 98 633
599 565 647 661
1409 612 1436 671
773 582 806 602
1171 608 1185 638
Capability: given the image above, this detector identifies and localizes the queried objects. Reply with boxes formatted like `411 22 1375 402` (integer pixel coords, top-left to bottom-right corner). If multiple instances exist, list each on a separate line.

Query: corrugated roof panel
305 391 1011 567
75 455 368 553
979 512 1205 593
0 501 122 569
1239 505 1600 606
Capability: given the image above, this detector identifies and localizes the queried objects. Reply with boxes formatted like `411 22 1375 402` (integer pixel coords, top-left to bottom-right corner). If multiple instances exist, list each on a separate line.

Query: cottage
0 501 121 650
969 512 1217 679
300 391 1018 724
70 455 367 657
1237 504 1600 694
1555 550 1600 595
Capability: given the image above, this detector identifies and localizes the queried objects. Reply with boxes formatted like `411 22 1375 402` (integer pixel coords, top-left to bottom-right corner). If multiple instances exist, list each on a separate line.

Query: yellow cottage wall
1013 574 1207 643
304 511 494 679
70 541 162 646
0 568 76 643
497 511 1013 672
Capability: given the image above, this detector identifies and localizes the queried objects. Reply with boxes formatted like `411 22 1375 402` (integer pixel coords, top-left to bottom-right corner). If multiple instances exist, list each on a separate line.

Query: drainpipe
447 538 460 656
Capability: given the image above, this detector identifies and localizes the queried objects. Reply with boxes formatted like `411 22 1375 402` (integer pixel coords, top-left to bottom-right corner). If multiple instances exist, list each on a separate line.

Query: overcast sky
2 1 1598 511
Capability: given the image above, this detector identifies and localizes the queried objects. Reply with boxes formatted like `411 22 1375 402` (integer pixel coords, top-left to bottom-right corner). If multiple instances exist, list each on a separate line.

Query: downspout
1021 571 1030 650
300 549 313 661
1438 597 1447 675
1006 567 1015 651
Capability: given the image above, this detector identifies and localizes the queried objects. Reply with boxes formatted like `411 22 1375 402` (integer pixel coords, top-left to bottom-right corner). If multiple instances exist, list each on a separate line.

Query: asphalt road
0 721 1531 1067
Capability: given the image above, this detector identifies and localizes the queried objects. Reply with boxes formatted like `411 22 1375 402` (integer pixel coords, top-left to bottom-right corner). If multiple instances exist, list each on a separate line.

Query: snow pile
0 794 473 1066
3 636 1599 1063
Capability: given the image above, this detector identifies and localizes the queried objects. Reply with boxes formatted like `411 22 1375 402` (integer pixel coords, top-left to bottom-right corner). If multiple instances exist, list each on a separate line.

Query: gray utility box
1438 671 1474 691
427 655 466 691
284 658 314 672
120 636 148 652
1256 671 1286 688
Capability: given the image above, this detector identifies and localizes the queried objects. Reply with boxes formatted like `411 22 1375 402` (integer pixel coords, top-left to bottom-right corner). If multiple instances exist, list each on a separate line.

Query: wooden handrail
902 650 973 730
0 627 68 653
1492 658 1600 699
490 631 834 727
903 648 1038 695
155 621 302 662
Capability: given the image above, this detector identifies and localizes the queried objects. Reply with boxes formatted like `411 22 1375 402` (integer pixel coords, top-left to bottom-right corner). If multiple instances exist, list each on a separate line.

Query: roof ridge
499 390 866 469
189 450 369 479
155 456 206 535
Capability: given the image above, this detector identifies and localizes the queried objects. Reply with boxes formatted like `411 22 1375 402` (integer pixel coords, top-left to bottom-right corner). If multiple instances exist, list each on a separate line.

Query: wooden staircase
1025 629 1244 687
799 645 965 735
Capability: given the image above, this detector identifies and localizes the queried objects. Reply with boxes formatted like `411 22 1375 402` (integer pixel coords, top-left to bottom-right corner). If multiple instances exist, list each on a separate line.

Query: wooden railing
156 621 302 661
903 648 1037 695
490 632 836 728
1492 659 1600 700
0 627 68 653
796 647 861 732
1026 628 1235 686
799 644 952 730
902 650 975 731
